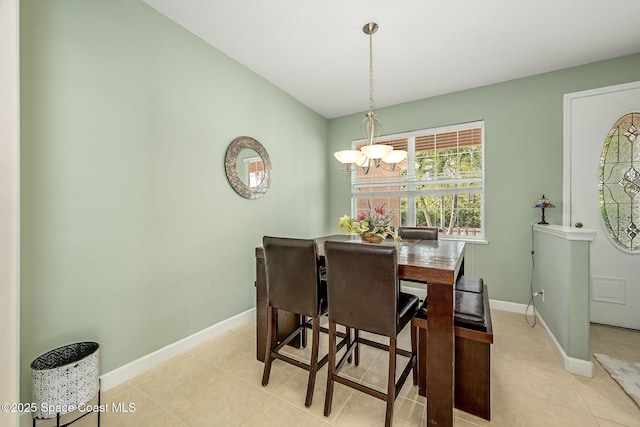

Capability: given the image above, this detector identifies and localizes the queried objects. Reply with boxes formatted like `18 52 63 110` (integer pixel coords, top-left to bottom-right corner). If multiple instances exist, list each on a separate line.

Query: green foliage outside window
353 122 484 239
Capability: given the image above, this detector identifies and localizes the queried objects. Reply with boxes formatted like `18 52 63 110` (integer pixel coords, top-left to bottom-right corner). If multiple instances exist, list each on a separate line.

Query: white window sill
440 237 489 245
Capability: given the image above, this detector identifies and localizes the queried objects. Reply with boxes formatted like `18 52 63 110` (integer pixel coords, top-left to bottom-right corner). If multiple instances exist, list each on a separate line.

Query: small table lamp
533 195 555 225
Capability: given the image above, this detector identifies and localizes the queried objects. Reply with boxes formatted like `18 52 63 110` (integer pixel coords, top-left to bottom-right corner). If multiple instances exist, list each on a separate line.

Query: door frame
562 80 640 226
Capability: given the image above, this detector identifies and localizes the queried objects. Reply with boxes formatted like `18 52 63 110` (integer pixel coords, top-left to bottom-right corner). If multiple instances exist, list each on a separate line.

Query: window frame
244 156 265 188
349 120 487 243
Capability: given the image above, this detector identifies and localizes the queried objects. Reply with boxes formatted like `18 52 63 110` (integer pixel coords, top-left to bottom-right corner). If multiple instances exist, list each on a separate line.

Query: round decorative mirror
224 136 271 199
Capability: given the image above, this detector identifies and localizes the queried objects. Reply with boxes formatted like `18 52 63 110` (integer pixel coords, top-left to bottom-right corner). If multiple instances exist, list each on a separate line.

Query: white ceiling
143 0 640 119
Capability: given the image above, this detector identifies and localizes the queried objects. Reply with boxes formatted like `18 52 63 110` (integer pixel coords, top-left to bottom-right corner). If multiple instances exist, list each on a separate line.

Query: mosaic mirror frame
224 136 271 199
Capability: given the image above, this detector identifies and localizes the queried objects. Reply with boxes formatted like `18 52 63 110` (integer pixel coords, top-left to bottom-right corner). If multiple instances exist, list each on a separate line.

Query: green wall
19 0 640 403
19 0 328 400
533 229 591 360
327 52 640 303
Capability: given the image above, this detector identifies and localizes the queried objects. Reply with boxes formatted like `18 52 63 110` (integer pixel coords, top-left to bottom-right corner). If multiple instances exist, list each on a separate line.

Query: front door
564 81 640 330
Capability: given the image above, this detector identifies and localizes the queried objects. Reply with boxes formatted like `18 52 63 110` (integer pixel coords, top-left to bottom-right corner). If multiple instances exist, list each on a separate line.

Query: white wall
0 0 19 425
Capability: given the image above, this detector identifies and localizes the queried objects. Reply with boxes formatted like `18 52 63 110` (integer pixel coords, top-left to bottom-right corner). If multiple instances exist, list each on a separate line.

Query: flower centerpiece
338 203 399 244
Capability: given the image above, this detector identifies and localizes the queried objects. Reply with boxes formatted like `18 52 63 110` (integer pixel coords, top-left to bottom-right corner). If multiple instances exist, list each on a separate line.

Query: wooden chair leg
324 322 336 417
305 317 320 407
354 329 360 366
411 324 418 386
417 326 427 395
385 337 397 427
300 314 308 348
261 306 277 386
346 326 352 364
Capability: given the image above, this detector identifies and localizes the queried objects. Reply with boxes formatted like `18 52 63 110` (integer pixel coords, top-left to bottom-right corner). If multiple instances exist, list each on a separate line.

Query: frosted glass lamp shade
383 150 408 164
333 150 362 164
361 144 393 160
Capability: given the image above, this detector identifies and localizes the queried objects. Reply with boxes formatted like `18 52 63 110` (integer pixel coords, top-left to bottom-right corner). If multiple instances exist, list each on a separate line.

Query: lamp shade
333 150 363 164
533 194 555 225
383 149 408 164
533 195 555 208
361 144 393 160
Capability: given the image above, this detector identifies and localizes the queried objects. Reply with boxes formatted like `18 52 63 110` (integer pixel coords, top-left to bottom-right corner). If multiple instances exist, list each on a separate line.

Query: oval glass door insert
599 112 640 253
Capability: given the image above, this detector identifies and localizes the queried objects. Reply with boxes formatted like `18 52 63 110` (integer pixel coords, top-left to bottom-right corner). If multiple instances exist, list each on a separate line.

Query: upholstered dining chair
398 227 438 288
397 226 438 240
323 241 419 427
261 236 329 407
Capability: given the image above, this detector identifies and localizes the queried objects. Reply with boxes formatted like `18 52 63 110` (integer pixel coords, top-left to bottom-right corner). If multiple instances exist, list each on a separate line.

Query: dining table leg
425 279 455 426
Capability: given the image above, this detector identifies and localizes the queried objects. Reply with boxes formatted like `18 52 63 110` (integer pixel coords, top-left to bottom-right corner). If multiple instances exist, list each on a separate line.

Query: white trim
563 81 640 226
353 177 482 190
533 223 596 241
1 1 19 427
591 275 626 305
18 299 595 426
353 120 485 146
488 299 527 314
489 299 593 377
99 301 594 388
536 312 594 378
20 309 256 426
441 237 488 245
405 290 591 375
101 308 255 391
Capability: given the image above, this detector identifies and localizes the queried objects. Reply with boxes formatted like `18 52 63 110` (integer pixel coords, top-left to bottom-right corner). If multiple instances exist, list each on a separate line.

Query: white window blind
350 121 485 240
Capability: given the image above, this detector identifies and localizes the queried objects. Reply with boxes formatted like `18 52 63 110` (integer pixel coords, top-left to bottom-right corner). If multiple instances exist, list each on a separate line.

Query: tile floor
39 310 640 426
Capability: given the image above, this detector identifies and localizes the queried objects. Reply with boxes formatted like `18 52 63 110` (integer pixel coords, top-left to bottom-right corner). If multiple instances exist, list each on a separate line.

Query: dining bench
412 276 494 420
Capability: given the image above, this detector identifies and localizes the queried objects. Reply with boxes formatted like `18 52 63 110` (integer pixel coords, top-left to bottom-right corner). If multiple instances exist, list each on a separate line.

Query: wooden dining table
255 234 466 427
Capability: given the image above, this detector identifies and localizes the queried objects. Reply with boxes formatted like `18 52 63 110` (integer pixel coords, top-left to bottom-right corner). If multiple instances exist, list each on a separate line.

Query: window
350 121 485 240
246 157 265 188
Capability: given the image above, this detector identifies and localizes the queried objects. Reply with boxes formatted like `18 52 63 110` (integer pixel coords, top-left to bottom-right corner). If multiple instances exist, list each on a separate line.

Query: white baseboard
535 312 594 378
19 297 594 425
397 295 594 377
20 308 256 427
100 307 256 391
488 298 593 377
489 298 527 314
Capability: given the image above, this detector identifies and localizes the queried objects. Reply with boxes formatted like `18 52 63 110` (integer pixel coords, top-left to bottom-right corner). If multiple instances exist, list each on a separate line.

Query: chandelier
333 22 407 174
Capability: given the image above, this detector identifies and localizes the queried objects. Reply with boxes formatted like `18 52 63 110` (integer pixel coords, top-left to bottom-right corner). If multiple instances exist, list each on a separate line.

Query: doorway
564 81 640 330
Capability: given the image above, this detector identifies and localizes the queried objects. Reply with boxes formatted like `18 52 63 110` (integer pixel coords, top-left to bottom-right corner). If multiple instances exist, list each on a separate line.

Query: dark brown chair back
263 236 323 317
324 241 399 337
398 226 438 240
